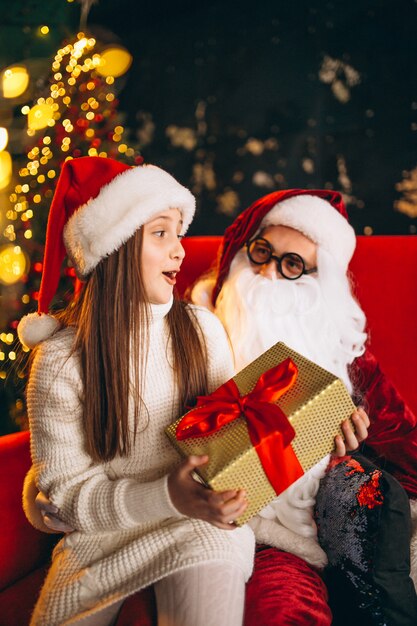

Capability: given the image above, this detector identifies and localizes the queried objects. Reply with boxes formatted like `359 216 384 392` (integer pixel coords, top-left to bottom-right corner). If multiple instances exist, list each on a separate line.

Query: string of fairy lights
0 30 140 397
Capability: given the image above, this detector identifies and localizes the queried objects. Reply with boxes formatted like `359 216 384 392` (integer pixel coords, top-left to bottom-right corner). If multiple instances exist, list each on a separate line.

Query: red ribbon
176 358 304 495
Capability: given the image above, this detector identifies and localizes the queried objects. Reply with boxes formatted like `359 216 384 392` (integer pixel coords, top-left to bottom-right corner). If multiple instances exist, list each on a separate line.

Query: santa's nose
259 260 281 280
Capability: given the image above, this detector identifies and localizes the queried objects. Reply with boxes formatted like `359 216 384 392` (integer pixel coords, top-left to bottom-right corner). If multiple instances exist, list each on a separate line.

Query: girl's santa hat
211 189 355 306
18 156 195 349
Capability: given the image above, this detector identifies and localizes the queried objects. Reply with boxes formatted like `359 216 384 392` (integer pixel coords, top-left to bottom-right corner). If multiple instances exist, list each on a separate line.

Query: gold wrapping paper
166 342 356 525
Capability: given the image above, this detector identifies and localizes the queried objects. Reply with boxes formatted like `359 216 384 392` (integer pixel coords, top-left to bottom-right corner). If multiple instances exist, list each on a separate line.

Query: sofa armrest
0 431 57 590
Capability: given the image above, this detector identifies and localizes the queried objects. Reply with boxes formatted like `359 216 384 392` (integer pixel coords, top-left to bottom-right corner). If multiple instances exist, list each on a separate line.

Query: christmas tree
0 31 140 433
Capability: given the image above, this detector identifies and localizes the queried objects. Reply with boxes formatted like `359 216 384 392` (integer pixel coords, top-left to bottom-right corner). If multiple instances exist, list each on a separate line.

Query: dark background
87 0 417 236
2 0 417 236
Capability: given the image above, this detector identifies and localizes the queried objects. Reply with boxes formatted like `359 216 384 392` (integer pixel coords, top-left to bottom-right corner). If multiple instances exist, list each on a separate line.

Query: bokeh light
0 128 8 152
97 47 132 77
2 66 29 98
0 245 29 285
0 151 12 189
28 103 55 131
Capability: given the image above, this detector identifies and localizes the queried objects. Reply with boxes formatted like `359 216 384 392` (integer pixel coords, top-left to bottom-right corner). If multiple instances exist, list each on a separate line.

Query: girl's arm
28 336 183 534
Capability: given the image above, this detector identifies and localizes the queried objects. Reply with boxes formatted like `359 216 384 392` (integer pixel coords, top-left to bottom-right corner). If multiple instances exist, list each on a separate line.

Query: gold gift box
166 342 356 525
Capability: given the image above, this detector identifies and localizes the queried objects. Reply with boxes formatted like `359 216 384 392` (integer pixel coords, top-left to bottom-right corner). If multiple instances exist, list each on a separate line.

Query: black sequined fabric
315 453 417 626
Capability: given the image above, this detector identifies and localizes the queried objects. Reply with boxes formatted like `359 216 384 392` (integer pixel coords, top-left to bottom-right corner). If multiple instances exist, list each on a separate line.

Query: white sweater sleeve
27 334 181 534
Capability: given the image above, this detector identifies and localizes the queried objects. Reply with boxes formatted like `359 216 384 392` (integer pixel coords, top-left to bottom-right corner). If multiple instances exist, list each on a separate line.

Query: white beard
214 250 367 395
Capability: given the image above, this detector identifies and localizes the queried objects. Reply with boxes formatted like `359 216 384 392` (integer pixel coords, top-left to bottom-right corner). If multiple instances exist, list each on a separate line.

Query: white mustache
235 267 321 316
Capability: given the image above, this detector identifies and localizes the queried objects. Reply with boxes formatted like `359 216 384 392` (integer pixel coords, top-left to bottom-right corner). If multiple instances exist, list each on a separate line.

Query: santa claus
191 188 417 625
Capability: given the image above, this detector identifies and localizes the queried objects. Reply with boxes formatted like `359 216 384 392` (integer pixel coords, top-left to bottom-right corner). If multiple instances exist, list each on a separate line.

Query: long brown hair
58 227 208 462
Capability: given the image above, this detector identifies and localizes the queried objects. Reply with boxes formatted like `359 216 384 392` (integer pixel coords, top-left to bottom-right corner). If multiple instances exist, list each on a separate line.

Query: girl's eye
154 230 165 237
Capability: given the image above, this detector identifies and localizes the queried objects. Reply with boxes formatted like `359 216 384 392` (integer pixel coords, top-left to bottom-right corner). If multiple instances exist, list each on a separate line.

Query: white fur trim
261 194 356 271
63 164 195 278
248 515 328 568
410 498 417 592
17 312 60 349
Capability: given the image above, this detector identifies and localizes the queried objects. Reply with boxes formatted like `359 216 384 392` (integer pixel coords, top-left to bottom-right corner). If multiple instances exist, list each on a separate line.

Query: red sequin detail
356 470 384 509
326 455 350 472
345 458 366 476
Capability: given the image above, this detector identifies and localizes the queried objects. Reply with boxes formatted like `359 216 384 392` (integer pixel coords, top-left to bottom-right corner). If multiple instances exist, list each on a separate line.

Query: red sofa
1 235 416 626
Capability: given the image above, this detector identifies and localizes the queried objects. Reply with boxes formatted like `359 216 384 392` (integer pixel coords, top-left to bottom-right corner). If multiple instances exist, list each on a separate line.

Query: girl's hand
168 455 248 530
35 491 74 533
333 407 370 456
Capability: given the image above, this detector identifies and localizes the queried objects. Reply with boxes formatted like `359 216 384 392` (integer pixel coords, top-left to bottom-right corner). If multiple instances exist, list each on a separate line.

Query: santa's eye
282 254 303 272
248 239 273 264
254 245 269 257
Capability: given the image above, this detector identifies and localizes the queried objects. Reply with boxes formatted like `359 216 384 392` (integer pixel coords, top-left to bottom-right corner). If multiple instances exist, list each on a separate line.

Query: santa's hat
211 189 355 306
18 156 195 349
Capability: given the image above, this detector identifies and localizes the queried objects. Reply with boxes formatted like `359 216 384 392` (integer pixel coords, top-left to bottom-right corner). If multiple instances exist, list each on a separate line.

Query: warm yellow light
28 103 55 130
40 25 49 35
0 128 8 151
2 66 29 98
0 244 28 285
74 38 88 55
96 47 133 78
0 151 12 190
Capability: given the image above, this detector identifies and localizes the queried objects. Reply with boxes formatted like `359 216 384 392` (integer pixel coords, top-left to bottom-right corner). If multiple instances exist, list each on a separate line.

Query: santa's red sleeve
350 348 417 498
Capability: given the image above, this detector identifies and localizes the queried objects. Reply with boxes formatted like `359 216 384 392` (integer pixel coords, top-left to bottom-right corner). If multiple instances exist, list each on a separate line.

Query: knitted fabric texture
27 302 255 626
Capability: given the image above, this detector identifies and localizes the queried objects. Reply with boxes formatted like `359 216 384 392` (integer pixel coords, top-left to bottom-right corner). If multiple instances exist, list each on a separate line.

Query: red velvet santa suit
350 349 417 498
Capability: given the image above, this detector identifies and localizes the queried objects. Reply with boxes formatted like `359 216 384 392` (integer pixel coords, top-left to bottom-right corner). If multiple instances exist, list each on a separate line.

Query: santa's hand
35 491 74 533
168 455 248 530
333 407 370 456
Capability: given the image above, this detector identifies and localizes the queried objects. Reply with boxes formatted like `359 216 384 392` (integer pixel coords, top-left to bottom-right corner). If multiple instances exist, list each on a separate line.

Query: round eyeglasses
246 237 317 280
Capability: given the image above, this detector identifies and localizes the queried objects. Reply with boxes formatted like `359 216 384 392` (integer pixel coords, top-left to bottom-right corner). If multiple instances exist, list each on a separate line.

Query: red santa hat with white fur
210 188 356 307
18 156 195 349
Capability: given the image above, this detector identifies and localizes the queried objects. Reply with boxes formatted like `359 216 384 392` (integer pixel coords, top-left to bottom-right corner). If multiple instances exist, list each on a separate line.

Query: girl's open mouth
163 271 177 284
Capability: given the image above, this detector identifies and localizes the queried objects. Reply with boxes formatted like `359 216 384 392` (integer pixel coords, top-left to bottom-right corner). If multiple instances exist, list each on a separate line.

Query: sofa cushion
0 431 56 590
0 564 48 626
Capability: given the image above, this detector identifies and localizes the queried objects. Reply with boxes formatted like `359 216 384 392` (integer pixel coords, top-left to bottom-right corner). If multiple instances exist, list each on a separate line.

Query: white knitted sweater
27 300 255 626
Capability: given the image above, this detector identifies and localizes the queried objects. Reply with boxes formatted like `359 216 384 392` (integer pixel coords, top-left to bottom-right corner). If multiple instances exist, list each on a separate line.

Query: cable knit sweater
27 300 255 626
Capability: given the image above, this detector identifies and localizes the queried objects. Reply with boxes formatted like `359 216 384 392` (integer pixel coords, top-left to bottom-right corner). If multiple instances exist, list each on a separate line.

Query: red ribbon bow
176 358 304 495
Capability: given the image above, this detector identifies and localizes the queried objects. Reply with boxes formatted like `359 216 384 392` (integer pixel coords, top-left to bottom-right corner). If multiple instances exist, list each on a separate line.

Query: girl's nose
259 260 280 280
171 238 185 261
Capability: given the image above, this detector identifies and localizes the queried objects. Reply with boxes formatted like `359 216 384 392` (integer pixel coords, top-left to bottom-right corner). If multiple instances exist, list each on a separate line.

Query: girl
18 157 255 626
